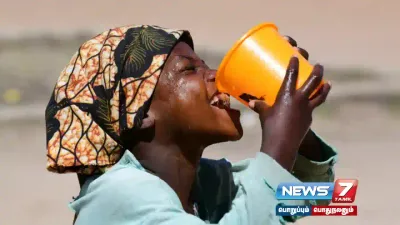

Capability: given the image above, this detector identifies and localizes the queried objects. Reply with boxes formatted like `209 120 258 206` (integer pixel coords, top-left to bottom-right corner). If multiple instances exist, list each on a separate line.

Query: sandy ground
1 101 399 225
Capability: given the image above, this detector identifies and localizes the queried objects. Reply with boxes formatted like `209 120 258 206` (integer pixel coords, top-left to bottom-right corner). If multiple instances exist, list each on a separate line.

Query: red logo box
332 179 358 203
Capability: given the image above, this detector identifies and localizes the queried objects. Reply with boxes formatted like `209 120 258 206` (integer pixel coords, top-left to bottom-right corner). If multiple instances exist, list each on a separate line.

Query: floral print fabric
46 25 192 174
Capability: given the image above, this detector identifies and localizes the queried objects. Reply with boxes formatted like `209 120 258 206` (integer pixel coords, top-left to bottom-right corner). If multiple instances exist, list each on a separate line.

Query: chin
218 112 243 142
225 112 243 141
226 127 244 141
213 123 244 143
207 105 243 143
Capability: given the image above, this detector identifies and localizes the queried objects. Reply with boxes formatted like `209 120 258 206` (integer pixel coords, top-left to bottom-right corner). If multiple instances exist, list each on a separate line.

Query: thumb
249 100 270 114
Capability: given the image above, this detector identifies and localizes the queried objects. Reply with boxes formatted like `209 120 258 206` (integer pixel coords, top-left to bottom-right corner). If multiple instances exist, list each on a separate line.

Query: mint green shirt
70 137 336 225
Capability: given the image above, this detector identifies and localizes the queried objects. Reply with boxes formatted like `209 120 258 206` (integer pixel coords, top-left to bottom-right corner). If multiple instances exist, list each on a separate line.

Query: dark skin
130 37 331 214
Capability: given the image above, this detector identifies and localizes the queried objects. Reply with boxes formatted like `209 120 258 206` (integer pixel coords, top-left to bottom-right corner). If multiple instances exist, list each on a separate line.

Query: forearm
260 128 300 171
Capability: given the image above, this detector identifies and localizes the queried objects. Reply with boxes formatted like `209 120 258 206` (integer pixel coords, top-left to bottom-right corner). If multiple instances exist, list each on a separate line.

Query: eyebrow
175 55 205 64
175 55 195 61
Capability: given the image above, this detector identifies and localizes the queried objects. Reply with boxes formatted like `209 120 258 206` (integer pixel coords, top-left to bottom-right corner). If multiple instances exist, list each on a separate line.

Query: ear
139 113 155 130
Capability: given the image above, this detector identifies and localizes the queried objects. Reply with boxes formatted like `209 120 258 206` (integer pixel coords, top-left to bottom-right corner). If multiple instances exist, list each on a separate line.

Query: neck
131 138 204 213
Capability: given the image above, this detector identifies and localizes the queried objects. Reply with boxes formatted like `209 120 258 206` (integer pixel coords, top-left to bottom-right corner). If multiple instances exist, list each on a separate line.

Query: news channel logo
275 179 358 217
276 179 358 202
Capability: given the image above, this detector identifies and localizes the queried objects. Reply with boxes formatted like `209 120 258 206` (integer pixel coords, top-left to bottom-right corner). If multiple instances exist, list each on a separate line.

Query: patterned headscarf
45 25 193 174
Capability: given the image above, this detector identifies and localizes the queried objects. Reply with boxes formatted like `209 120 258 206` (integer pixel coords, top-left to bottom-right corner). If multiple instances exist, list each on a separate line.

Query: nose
204 69 218 99
205 69 216 82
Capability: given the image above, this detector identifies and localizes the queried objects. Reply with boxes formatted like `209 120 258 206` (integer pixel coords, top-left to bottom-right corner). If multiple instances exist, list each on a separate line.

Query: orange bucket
216 23 324 106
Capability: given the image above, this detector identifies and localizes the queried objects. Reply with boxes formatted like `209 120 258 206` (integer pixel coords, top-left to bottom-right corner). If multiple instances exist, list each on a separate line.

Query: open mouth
210 92 231 109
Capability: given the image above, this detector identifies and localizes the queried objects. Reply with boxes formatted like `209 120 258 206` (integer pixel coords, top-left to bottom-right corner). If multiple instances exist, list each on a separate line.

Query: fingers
299 64 324 97
284 36 297 47
278 56 299 98
294 47 309 60
284 36 309 60
309 83 331 108
249 100 270 114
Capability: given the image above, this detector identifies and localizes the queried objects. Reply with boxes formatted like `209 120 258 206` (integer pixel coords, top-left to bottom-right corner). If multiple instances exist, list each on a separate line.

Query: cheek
176 78 207 104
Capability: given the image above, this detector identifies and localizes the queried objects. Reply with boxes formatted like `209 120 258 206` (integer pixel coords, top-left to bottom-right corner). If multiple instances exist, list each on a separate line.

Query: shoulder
85 150 177 202
95 166 176 202
71 166 179 215
104 164 159 185
71 167 177 224
71 152 184 224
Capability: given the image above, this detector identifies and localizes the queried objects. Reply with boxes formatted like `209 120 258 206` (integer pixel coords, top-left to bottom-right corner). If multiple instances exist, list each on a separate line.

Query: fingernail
327 81 332 87
314 64 323 71
248 100 255 108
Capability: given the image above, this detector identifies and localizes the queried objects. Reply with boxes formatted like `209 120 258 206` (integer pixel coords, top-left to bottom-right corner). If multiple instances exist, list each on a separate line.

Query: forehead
169 42 197 58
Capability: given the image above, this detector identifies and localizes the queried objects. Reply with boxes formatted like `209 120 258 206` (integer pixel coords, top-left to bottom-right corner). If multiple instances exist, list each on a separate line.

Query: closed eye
178 64 197 74
185 65 196 71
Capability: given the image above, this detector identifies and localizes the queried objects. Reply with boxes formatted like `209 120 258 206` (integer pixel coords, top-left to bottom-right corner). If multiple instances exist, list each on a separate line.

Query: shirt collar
114 150 146 171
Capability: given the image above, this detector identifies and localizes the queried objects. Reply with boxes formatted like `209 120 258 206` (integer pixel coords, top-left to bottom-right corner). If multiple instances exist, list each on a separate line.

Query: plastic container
216 23 324 106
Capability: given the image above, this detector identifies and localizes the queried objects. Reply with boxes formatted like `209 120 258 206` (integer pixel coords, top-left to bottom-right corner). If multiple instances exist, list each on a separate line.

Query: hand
249 55 331 171
284 36 328 161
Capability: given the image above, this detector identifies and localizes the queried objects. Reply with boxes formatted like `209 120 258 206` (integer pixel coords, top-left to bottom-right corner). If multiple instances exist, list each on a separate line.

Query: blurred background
1 1 399 224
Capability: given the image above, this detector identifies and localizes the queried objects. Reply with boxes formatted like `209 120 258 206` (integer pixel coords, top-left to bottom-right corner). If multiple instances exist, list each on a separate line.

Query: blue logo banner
276 182 334 200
